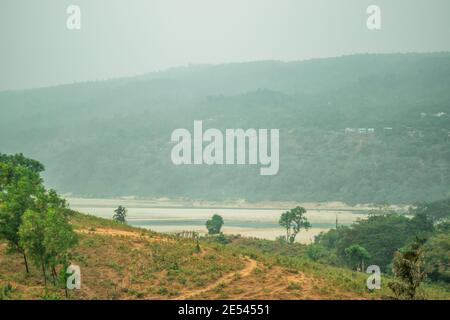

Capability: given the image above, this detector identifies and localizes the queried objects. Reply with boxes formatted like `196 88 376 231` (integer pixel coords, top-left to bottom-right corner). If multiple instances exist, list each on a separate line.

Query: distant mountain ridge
1 53 449 203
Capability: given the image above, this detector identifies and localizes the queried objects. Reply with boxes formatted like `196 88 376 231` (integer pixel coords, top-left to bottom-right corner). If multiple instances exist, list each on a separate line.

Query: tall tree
206 214 224 235
113 205 128 224
43 209 78 284
19 208 78 286
344 244 371 271
18 210 48 284
0 154 68 274
279 206 311 244
0 162 43 273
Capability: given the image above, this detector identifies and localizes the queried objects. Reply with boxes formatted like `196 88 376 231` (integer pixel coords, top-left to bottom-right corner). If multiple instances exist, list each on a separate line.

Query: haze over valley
1 53 449 204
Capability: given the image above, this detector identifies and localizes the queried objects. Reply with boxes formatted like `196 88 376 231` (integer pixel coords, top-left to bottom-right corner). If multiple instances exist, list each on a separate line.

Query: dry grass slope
0 212 449 300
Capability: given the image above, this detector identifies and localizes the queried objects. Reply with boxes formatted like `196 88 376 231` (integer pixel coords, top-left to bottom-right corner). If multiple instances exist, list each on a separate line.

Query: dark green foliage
344 244 370 271
113 206 127 224
312 201 449 288
0 153 44 174
206 214 224 235
214 233 231 245
388 238 427 300
0 155 45 272
18 204 77 286
0 164 41 251
314 227 344 248
409 198 450 223
41 209 78 273
305 245 339 265
0 283 13 300
336 214 425 270
18 210 47 273
279 206 311 244
0 153 78 282
423 222 450 283
314 207 440 272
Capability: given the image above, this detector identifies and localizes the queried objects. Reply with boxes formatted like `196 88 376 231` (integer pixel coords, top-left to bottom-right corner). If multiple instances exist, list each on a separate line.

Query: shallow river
67 198 368 244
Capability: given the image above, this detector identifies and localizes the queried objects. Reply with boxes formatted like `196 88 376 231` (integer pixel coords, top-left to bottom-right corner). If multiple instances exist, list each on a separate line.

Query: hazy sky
1 0 450 90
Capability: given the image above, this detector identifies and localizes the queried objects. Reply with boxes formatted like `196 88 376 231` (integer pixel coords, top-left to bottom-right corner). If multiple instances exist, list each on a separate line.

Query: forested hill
1 53 449 204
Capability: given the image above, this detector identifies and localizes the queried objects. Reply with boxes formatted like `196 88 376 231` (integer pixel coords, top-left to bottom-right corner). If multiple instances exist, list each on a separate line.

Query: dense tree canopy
0 153 78 284
206 214 224 235
409 198 450 223
312 198 449 288
279 206 311 244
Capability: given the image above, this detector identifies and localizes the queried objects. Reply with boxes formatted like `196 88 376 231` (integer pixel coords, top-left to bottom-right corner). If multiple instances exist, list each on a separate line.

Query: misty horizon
2 51 450 93
2 0 450 91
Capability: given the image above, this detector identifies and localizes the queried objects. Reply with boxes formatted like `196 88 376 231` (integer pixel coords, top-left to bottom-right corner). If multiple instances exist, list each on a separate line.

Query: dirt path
78 228 138 237
174 257 258 300
76 228 171 242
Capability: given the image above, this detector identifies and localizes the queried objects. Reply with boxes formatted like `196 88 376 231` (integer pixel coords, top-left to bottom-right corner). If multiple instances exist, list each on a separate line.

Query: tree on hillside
344 244 371 271
113 206 127 224
206 214 224 235
388 238 427 300
19 208 78 286
334 214 413 270
407 212 434 238
0 161 43 273
0 153 45 175
18 210 48 284
36 188 68 213
43 209 78 284
279 206 311 244
1 153 74 276
315 226 348 248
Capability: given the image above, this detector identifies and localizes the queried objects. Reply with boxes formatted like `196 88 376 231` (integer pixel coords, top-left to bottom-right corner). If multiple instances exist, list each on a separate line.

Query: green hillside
1 211 449 300
1 53 449 203
1 153 449 300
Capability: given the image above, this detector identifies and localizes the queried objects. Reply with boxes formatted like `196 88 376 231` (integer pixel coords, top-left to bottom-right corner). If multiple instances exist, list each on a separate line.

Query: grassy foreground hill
0 211 448 300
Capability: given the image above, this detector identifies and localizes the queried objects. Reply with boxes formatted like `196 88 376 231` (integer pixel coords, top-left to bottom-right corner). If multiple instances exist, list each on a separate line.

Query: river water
67 198 368 244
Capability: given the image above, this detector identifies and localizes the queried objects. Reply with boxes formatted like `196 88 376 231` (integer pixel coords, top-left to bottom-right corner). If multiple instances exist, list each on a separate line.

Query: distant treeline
309 201 450 286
